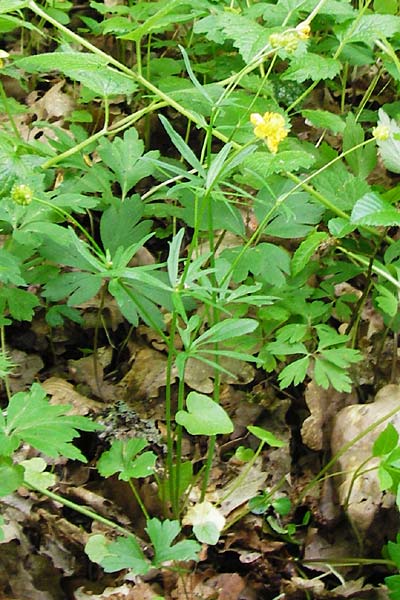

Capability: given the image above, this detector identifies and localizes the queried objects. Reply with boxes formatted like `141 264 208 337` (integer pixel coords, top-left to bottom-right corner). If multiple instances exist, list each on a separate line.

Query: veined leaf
85 534 149 574
146 518 200 566
282 53 341 83
350 193 400 226
1 383 102 462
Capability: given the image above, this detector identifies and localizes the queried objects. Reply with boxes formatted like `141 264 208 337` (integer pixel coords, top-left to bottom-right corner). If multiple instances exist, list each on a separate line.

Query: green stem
28 483 134 537
128 479 149 519
0 325 12 401
41 101 165 170
33 197 104 258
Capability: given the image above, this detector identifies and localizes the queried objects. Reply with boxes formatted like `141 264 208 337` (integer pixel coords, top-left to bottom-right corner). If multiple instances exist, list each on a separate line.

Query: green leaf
194 318 258 346
373 423 399 457
338 14 400 45
313 355 354 392
97 438 156 481
1 383 102 462
301 110 345 134
159 115 204 174
85 534 149 574
0 0 29 11
278 356 310 388
247 426 286 447
282 53 341 83
17 53 137 97
291 232 329 276
146 518 200 566
193 12 267 62
97 129 158 199
375 285 399 317
21 457 56 489
0 457 24 497
350 193 400 226
343 113 376 178
175 392 234 436
1 287 39 321
167 228 185 287
0 249 25 285
100 195 152 256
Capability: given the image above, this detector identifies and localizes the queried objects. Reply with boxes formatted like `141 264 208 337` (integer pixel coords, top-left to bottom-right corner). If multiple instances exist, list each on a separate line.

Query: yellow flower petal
250 112 288 153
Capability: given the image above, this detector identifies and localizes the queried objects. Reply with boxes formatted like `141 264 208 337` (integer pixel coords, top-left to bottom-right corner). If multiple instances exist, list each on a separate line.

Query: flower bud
11 184 33 206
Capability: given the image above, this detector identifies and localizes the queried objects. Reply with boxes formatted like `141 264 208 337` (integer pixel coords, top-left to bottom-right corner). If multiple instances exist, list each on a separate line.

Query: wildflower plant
0 0 400 594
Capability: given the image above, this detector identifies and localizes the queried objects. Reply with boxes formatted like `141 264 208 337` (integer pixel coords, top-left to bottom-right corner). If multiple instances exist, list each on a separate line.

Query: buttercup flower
11 184 33 206
250 112 288 153
372 124 390 142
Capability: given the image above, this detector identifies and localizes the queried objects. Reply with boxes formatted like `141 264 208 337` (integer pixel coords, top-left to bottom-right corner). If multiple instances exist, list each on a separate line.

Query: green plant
1 0 400 594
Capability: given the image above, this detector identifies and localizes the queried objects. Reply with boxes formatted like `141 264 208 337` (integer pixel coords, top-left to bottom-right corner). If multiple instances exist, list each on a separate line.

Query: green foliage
97 438 157 481
2 0 400 586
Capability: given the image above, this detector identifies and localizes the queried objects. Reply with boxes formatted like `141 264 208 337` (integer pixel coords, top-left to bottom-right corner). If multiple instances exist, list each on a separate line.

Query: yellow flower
250 112 288 153
372 124 390 141
295 22 311 40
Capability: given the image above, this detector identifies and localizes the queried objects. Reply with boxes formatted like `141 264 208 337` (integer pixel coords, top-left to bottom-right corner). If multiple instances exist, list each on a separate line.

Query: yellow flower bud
11 184 33 206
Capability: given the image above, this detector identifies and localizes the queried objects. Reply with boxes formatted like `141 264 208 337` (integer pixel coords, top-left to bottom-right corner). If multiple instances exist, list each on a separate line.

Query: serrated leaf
97 438 156 481
17 53 137 97
278 356 310 388
85 534 149 574
1 287 39 321
0 249 25 285
100 196 152 257
350 192 400 226
282 53 341 83
338 14 400 45
373 424 399 457
291 232 329 276
146 518 200 565
2 383 102 462
98 130 158 199
175 392 234 436
375 285 399 317
301 110 345 134
0 457 24 497
193 12 267 62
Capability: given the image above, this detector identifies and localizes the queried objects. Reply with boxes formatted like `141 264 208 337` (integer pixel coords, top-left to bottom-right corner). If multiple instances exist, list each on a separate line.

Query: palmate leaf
1 383 103 462
146 518 200 566
97 438 156 481
85 534 149 574
97 130 158 200
193 11 268 62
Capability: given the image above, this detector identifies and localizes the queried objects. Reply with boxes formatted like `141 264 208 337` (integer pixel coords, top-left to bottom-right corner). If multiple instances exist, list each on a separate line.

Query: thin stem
28 483 135 537
0 325 12 401
128 479 149 519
